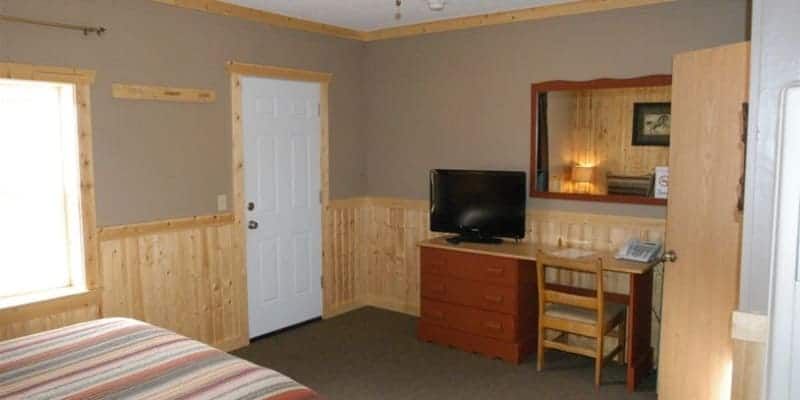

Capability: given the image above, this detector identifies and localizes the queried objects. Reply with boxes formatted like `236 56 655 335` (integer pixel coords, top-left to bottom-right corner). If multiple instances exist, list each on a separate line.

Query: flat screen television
430 169 526 244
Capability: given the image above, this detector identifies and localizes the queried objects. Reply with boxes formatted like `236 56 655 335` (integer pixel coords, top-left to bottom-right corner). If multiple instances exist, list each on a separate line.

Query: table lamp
572 165 594 193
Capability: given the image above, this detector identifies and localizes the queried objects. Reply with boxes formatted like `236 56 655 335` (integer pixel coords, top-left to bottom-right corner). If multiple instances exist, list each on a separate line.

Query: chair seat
544 303 625 325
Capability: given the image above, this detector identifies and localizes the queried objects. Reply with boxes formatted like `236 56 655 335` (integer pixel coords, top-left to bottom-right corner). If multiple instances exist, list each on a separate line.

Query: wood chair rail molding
152 0 675 42
97 213 234 240
530 74 673 206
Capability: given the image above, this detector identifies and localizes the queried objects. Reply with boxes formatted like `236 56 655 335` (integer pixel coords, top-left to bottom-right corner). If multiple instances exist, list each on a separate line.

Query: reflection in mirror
534 85 671 200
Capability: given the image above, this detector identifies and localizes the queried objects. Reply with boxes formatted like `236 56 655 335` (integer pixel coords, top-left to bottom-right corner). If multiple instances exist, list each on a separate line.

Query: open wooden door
657 42 749 400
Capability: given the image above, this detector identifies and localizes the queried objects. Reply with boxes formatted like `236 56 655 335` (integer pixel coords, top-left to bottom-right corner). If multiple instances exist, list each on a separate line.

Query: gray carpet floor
234 307 658 400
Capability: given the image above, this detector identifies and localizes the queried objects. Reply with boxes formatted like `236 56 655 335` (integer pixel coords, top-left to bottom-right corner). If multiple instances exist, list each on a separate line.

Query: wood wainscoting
0 293 100 342
3 198 666 359
326 196 667 354
98 214 249 352
731 311 768 400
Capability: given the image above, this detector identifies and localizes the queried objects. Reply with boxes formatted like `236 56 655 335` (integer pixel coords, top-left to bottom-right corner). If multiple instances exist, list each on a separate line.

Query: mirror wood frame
530 75 673 206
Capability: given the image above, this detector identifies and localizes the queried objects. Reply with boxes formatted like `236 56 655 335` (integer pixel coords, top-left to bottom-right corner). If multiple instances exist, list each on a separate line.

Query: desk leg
626 269 654 392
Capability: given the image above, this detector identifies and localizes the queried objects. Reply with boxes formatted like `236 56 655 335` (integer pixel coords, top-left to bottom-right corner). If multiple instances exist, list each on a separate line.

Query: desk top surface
419 237 657 275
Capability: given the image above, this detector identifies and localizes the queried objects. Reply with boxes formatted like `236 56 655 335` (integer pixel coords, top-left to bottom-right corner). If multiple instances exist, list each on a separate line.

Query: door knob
661 250 677 263
248 220 259 230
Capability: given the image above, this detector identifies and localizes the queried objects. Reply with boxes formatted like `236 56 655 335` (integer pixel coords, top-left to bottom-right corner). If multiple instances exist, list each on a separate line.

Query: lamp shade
572 165 594 183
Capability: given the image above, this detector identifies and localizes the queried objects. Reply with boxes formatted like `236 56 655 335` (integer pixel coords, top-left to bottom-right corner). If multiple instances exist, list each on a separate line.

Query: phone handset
616 239 663 263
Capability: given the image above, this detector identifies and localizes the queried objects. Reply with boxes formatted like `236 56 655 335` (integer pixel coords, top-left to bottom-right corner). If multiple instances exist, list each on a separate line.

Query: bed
0 318 319 400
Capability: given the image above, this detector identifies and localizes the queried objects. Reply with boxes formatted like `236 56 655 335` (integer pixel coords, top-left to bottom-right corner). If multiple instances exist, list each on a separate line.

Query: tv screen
430 169 526 241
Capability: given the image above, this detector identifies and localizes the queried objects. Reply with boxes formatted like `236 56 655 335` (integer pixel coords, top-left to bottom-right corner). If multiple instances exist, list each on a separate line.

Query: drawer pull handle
486 267 504 275
484 294 504 303
484 321 503 331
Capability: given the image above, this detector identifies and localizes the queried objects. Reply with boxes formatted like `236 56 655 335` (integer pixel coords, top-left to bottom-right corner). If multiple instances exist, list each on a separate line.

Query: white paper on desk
549 248 596 259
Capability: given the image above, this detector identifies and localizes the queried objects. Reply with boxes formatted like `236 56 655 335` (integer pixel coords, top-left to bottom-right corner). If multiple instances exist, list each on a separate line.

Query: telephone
616 239 662 263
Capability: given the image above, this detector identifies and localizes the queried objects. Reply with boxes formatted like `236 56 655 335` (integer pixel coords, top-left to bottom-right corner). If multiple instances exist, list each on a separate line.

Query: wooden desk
418 237 657 392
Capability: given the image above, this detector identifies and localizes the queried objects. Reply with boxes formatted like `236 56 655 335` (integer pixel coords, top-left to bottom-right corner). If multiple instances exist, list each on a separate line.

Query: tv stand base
445 235 503 245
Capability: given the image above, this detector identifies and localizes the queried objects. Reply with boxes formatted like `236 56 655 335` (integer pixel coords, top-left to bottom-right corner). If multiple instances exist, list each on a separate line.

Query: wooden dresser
418 237 658 390
418 245 538 364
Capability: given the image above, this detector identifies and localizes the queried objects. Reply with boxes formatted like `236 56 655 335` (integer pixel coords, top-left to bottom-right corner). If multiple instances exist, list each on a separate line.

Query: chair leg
537 328 545 372
595 334 604 387
619 316 627 365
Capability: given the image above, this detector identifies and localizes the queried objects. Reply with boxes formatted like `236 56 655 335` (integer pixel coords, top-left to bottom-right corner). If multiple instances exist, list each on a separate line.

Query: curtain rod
0 14 106 36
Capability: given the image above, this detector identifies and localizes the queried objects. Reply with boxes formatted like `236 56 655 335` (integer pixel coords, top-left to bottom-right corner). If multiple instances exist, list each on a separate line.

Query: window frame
0 63 99 313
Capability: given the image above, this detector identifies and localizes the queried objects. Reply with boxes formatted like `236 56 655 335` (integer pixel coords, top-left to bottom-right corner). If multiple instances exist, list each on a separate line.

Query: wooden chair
535 250 626 387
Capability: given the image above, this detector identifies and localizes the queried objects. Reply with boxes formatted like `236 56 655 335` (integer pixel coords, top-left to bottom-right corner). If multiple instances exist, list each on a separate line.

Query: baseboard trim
365 296 420 317
323 301 366 319
216 337 250 353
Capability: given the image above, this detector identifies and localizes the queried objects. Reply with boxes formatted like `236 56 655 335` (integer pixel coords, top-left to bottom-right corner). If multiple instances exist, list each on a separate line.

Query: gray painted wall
0 0 367 226
362 0 748 219
0 0 751 227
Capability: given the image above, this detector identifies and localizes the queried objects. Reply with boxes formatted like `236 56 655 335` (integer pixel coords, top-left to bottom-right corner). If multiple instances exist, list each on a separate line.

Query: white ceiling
222 0 580 31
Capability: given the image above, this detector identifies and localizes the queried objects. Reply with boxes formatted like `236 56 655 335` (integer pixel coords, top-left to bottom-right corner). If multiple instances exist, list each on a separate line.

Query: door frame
227 61 332 338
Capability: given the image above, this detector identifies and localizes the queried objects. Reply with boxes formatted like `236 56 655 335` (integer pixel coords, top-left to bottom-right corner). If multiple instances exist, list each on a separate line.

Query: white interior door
243 76 322 338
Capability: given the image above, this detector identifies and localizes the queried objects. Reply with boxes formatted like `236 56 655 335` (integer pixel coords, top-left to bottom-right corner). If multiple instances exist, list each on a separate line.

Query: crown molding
151 0 365 41
152 0 675 42
363 0 675 41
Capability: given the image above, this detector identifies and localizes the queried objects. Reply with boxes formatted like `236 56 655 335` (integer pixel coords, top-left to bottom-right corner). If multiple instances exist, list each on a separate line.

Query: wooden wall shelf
112 83 216 103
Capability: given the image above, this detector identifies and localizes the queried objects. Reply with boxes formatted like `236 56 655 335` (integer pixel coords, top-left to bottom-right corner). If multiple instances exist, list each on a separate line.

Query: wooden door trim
228 62 332 327
227 62 332 84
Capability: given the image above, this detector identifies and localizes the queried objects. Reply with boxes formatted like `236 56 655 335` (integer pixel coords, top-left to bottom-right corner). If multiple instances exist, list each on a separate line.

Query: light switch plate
217 194 227 211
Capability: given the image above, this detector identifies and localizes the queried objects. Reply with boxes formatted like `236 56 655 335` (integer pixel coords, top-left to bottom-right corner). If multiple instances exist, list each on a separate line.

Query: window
0 78 87 303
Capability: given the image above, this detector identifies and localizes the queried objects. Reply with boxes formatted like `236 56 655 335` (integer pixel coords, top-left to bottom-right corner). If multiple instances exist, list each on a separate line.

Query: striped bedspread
0 318 319 400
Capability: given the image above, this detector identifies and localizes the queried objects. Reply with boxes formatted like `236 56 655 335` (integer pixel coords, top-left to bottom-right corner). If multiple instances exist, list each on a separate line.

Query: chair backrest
536 250 605 323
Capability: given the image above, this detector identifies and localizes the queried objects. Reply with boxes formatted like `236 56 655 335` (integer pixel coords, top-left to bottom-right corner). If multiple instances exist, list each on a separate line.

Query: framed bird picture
632 102 671 146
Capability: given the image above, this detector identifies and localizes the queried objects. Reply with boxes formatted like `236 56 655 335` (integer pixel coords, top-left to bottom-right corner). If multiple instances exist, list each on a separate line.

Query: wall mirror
530 75 673 205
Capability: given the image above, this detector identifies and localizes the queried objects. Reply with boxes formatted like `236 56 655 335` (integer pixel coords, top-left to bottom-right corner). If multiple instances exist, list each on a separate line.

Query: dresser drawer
421 274 518 314
421 299 518 341
420 247 449 276
447 251 519 286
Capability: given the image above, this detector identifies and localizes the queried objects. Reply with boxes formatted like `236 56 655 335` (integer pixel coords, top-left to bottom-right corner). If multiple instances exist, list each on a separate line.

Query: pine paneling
731 339 765 400
0 301 99 341
98 214 248 352
3 197 666 360
327 197 666 353
556 86 671 194
323 200 365 317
